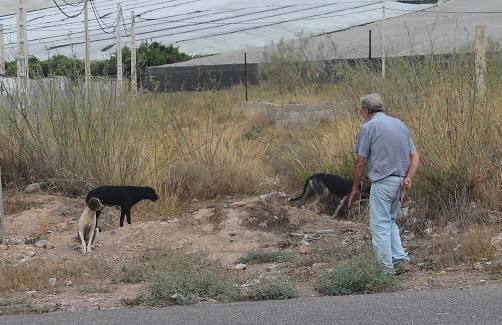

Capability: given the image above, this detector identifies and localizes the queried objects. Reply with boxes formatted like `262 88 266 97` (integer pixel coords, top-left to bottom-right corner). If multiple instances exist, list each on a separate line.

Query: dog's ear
88 197 104 211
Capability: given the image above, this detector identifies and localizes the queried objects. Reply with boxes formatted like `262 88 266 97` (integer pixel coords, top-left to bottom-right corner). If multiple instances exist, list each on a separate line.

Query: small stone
48 277 57 286
65 280 73 286
299 239 310 246
35 240 48 248
19 257 28 264
25 290 37 295
473 262 483 270
230 201 247 208
436 270 447 276
298 245 312 255
26 251 36 257
424 228 433 237
24 183 42 193
35 240 54 249
479 279 487 283
235 263 247 270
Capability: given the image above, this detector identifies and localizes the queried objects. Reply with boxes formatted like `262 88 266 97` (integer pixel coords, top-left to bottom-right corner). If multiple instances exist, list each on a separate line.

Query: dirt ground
0 190 501 313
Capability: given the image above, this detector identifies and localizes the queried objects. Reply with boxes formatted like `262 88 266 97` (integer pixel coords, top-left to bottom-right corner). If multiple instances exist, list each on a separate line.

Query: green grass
121 248 241 306
244 278 298 301
237 251 296 264
317 252 395 295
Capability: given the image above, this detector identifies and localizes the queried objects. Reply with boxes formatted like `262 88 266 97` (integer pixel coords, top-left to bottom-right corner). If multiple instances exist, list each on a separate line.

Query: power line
4 2 295 46
174 2 382 44
51 0 85 19
3 0 462 53
386 8 502 14
42 1 382 51
0 1 165 33
61 0 84 7
90 0 118 34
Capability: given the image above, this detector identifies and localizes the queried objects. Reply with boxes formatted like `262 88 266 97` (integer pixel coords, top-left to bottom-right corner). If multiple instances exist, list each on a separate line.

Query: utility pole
17 0 28 99
381 2 386 79
368 29 372 60
130 10 137 95
84 0 91 103
0 24 5 77
116 3 123 91
0 168 5 244
475 25 487 99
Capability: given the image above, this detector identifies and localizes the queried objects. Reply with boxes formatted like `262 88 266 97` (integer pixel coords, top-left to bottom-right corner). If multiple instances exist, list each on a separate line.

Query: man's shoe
394 261 411 275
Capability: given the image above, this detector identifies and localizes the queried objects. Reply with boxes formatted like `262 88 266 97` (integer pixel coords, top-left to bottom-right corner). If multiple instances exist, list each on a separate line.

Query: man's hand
402 177 412 190
347 188 360 209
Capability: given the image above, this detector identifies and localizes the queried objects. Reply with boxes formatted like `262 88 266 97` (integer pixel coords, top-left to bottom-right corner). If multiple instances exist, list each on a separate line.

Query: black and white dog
78 197 104 254
86 186 159 229
289 173 370 218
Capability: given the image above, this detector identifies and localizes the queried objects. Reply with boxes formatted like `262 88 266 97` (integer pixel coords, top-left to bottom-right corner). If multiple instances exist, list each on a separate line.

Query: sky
0 1 434 60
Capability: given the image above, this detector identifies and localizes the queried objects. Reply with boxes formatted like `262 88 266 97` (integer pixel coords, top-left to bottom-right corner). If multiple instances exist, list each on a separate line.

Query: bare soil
1 191 500 313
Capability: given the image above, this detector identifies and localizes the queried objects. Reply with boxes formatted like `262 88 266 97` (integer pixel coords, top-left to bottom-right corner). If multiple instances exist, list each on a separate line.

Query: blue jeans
369 176 409 271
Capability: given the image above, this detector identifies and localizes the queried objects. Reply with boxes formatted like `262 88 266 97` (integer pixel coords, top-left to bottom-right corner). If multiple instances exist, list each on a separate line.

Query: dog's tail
289 178 312 202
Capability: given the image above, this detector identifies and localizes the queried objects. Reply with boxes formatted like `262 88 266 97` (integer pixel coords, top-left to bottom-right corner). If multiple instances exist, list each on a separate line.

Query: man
348 94 419 275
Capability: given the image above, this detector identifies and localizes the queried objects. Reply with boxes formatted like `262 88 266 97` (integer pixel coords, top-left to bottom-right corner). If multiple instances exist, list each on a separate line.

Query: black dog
289 173 370 218
86 186 159 228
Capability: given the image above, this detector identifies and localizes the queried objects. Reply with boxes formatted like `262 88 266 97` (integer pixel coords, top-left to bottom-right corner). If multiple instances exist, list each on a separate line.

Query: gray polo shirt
354 112 416 182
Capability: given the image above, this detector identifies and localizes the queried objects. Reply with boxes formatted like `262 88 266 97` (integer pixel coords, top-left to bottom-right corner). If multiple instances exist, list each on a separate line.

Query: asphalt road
1 286 501 325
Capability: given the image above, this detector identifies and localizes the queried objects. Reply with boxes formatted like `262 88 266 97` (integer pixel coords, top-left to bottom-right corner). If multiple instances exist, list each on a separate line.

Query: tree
2 41 192 78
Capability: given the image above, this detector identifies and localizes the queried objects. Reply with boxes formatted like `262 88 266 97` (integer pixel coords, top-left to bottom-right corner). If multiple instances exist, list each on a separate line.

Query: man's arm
403 150 419 189
348 155 366 208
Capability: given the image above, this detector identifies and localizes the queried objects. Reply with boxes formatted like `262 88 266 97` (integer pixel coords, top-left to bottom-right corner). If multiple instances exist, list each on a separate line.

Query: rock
264 265 275 272
479 279 487 283
424 228 433 237
230 201 248 208
65 280 73 286
19 256 28 264
24 183 42 193
298 245 312 255
26 251 36 257
436 270 447 276
473 262 483 270
48 277 57 286
235 263 247 270
25 290 37 295
35 240 55 249
299 239 310 246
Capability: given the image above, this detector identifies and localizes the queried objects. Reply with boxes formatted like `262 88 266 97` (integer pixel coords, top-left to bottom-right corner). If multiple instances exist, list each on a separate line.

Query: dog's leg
95 209 102 232
331 195 349 219
120 208 126 227
91 228 99 248
87 225 95 253
78 230 87 254
125 207 132 225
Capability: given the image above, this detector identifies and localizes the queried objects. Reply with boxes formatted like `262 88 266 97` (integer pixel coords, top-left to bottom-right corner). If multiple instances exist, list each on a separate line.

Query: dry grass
0 257 113 292
462 225 497 262
0 44 501 225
